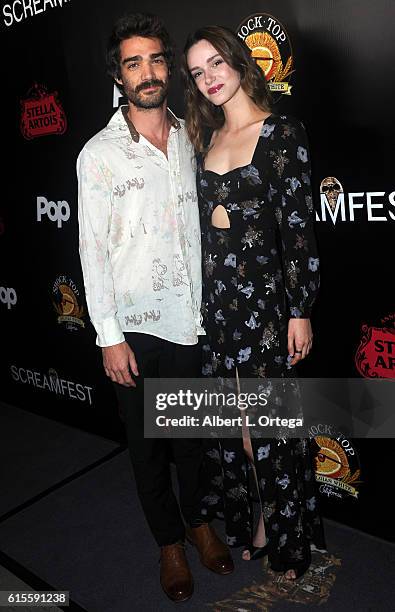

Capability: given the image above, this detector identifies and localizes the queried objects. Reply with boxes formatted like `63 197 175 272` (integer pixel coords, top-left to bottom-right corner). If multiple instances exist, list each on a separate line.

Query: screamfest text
10 365 93 405
3 0 71 28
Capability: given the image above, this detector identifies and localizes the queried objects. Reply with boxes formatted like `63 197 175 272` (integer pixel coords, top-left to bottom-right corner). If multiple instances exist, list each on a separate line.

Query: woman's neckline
202 113 275 178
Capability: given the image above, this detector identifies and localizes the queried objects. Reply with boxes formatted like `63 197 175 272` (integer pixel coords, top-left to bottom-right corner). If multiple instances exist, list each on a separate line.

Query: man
77 12 233 603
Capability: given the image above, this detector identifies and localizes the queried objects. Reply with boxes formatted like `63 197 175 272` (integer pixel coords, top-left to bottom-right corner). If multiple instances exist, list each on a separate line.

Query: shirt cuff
93 317 125 347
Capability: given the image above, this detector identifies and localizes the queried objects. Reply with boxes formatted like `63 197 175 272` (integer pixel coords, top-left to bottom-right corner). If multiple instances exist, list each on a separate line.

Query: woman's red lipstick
208 83 224 95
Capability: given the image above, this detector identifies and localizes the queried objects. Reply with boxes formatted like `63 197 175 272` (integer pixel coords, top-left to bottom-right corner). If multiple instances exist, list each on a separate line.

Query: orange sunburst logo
52 275 85 331
237 14 294 99
314 436 361 500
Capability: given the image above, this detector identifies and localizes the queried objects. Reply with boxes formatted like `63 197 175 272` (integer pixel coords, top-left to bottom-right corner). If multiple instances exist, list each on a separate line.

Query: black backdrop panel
1 0 394 540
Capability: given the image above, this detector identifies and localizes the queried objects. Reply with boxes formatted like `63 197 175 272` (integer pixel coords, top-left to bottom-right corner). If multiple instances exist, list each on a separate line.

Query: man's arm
77 147 138 386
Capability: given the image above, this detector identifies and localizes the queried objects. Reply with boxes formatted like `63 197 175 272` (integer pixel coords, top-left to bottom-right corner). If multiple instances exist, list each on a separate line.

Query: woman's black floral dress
197 114 326 573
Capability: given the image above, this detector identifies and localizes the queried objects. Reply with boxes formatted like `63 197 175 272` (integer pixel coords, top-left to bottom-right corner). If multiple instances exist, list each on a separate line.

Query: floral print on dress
197 114 326 574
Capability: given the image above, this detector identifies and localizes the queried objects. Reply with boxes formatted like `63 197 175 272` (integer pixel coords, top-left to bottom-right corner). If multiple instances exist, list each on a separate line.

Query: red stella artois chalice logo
355 314 395 378
20 83 67 140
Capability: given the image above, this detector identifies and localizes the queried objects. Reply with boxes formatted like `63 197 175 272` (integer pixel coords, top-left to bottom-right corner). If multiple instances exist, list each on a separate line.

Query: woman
181 26 326 580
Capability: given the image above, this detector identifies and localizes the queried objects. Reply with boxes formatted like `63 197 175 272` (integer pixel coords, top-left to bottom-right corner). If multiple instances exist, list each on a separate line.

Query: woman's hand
287 318 313 366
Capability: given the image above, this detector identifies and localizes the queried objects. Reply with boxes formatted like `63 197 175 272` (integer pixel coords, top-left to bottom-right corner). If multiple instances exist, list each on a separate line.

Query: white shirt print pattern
77 105 204 347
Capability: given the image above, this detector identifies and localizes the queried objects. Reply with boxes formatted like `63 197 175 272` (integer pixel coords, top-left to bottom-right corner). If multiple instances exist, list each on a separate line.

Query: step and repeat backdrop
1 0 394 540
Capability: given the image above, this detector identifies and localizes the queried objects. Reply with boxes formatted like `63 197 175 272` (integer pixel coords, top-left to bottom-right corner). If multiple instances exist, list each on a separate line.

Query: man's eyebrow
122 52 165 65
189 53 221 72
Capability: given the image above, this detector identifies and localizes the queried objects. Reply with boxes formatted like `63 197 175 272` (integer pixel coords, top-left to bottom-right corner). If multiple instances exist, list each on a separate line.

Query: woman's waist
202 249 283 280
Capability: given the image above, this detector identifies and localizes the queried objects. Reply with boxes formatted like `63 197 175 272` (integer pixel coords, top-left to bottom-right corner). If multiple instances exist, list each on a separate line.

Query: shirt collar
121 105 181 142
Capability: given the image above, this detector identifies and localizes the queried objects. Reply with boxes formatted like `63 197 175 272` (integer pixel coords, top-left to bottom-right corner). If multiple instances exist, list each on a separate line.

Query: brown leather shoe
160 542 194 602
187 523 234 575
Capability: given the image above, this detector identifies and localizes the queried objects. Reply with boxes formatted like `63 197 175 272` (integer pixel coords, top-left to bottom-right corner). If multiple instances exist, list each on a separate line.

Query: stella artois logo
355 316 395 378
52 275 85 331
314 436 361 500
237 14 294 100
20 83 67 140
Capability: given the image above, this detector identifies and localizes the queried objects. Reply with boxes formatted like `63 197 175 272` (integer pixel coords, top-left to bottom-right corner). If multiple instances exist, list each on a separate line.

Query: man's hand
288 318 313 366
102 341 139 387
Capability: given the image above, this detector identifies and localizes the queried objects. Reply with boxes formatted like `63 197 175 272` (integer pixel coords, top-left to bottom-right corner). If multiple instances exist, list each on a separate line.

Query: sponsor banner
20 83 67 139
237 14 294 100
52 275 85 330
3 0 71 28
316 176 395 223
355 313 395 378
10 365 93 405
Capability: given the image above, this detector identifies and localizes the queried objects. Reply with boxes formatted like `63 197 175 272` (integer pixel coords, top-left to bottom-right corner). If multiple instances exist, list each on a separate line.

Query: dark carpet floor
0 402 120 518
1 401 394 611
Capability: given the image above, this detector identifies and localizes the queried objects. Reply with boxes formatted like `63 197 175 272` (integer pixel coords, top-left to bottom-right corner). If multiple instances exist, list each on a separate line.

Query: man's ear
115 77 123 87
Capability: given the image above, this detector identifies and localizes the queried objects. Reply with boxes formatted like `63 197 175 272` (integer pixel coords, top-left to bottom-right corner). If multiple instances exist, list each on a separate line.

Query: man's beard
124 79 168 109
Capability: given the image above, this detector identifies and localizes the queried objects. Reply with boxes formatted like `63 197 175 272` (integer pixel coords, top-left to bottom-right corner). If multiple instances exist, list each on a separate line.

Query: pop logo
0 287 17 309
37 196 70 228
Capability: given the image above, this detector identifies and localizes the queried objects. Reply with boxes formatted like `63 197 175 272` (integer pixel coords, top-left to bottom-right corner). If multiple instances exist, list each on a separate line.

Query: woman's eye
213 59 224 67
192 71 202 80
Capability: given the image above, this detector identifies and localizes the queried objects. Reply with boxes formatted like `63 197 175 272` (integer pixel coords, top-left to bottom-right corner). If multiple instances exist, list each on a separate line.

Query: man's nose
141 61 155 81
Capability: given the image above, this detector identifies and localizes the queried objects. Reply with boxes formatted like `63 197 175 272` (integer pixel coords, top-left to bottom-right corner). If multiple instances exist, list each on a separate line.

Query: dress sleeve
269 117 320 318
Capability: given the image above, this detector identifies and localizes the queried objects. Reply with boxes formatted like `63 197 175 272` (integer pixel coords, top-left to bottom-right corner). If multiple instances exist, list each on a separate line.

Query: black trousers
113 332 204 546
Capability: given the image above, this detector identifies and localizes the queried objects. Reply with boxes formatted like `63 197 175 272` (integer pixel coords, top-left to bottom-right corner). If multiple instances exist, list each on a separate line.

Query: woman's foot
284 569 297 580
242 543 268 561
283 558 310 580
242 513 266 561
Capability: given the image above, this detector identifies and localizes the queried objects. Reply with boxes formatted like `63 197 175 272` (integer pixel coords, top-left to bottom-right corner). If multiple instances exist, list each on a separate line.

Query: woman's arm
269 117 320 363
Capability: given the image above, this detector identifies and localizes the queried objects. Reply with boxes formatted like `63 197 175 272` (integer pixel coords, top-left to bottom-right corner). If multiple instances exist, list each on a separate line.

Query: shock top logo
52 275 85 331
355 313 395 378
237 14 294 100
20 83 67 140
313 434 361 500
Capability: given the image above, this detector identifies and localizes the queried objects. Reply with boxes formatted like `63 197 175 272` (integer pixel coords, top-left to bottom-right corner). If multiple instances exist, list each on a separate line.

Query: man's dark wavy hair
106 12 175 94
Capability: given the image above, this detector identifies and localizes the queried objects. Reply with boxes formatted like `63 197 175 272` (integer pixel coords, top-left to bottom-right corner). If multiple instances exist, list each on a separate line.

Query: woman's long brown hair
180 25 272 152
